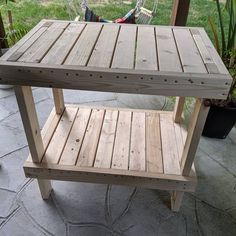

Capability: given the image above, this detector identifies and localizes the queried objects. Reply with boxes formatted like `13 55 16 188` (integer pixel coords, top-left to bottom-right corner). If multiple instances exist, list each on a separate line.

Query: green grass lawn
0 0 228 46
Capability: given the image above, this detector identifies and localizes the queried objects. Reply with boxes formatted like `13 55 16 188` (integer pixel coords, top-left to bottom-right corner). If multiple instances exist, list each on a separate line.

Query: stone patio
0 87 235 236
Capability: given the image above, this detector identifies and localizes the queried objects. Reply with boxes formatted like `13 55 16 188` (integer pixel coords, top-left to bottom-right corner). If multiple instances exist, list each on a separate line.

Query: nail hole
201 82 204 84
27 70 31 73
150 77 153 80
99 75 103 78
174 80 178 83
164 79 167 82
39 71 42 73
75 73 79 76
90 74 93 77
51 71 54 73
140 77 143 80
124 76 127 79
18 69 21 72
66 73 69 76
116 75 119 78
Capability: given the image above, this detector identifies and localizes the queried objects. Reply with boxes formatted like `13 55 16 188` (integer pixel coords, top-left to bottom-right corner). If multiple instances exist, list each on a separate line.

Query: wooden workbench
0 20 232 212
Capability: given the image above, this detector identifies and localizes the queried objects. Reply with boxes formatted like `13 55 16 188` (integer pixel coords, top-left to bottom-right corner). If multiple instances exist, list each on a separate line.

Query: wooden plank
111 25 137 69
24 161 197 192
146 113 163 173
60 108 91 165
52 88 65 114
94 110 118 168
64 24 103 66
76 109 105 167
170 0 190 26
88 24 120 68
8 27 49 62
18 22 69 63
198 28 229 74
27 107 62 162
112 111 132 170
181 99 209 175
0 61 231 99
129 112 146 171
135 26 158 70
173 97 185 123
173 28 207 73
43 107 78 164
160 113 181 175
191 29 219 74
0 20 48 61
41 23 86 64
171 191 184 212
14 86 44 162
156 27 182 72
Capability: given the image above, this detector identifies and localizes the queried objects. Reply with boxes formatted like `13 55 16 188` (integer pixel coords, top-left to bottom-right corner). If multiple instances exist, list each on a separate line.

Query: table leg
14 86 52 199
173 96 185 123
52 88 65 114
171 191 184 212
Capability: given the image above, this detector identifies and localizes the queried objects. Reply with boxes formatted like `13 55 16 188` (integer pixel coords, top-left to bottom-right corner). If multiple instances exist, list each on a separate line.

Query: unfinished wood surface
41 23 85 65
173 97 185 123
155 27 182 72
111 25 136 69
112 111 132 170
173 28 207 73
129 112 146 171
146 113 163 173
198 28 229 74
14 86 44 162
43 107 78 164
76 109 105 167
64 24 103 66
60 108 91 165
135 26 158 70
94 110 118 168
171 191 184 212
18 22 69 63
52 88 65 114
88 24 119 67
160 113 181 175
181 99 209 175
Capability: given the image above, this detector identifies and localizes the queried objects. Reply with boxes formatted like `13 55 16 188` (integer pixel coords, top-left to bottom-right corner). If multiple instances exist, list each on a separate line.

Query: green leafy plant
208 0 236 106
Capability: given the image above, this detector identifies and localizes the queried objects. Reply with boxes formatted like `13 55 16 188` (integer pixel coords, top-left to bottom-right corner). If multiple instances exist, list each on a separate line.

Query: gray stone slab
0 189 17 218
18 180 66 236
0 146 28 192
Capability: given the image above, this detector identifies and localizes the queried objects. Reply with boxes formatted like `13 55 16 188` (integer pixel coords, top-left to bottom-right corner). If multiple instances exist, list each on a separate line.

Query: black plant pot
202 105 236 139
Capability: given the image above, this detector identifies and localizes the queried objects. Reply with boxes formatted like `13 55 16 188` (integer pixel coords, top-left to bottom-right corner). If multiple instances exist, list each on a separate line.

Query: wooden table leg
171 191 184 212
15 86 52 199
52 88 65 114
173 97 185 123
180 98 209 176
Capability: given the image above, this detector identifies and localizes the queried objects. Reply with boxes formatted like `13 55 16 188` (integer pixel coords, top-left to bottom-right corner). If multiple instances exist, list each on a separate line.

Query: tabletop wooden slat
18 22 69 63
41 23 86 65
88 24 120 68
111 25 136 69
64 24 103 66
135 26 158 70
156 27 182 72
173 28 207 73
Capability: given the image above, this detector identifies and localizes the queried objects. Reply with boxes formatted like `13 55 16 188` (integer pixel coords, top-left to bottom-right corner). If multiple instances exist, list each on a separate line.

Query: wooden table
0 20 232 212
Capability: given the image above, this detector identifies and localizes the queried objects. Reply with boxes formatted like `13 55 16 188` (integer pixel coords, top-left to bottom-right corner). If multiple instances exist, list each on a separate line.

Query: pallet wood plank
198 28 229 74
173 28 207 73
111 25 137 69
94 110 118 168
18 22 69 63
88 24 120 68
42 107 78 164
129 112 146 171
160 113 181 175
0 20 48 61
76 109 105 167
112 111 132 170
60 108 91 165
135 26 158 70
146 113 163 173
156 27 182 72
64 24 103 66
42 23 86 64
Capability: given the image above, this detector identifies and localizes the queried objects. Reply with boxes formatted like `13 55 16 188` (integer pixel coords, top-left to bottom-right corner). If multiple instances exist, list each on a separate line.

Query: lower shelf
24 104 196 192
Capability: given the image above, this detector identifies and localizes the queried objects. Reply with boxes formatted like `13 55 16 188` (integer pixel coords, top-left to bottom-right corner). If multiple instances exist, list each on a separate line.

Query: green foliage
208 0 236 103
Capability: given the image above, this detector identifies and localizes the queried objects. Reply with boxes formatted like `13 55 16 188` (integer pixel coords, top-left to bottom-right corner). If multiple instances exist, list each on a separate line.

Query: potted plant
203 0 236 139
